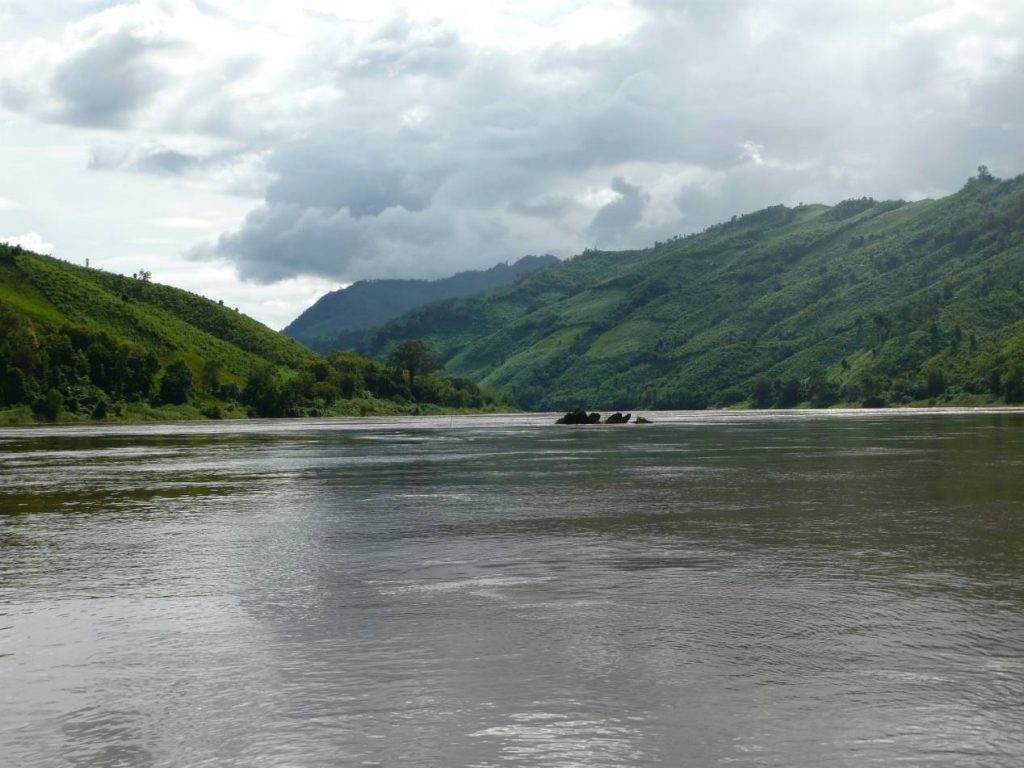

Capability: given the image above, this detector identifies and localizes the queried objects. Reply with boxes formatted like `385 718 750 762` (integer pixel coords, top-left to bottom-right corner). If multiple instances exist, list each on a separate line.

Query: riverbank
0 397 513 426
5 395 1018 426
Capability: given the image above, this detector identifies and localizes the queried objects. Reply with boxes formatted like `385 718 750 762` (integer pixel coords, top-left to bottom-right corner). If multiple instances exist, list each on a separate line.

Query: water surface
2 410 1023 767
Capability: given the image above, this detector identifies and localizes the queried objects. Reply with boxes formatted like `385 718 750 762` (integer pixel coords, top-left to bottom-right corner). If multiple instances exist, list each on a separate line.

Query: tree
201 359 223 393
0 362 28 405
807 370 837 409
776 377 802 408
925 368 947 398
33 388 64 421
1003 362 1024 403
158 360 193 405
243 366 286 417
126 352 159 401
860 375 886 408
389 340 438 394
752 377 773 408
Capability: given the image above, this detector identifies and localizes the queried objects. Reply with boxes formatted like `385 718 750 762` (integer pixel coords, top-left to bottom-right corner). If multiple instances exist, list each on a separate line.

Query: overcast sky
1 1 1022 328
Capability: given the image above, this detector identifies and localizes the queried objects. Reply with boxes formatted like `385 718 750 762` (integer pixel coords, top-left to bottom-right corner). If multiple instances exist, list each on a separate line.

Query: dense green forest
0 247 506 423
284 254 559 352
348 169 1024 410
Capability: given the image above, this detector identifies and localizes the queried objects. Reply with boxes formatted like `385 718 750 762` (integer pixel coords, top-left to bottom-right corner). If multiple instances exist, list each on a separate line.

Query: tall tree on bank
389 340 438 395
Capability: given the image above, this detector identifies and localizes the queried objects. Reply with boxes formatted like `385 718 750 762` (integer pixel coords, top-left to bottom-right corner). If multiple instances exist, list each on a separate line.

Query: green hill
352 169 1024 410
0 247 506 423
284 254 560 352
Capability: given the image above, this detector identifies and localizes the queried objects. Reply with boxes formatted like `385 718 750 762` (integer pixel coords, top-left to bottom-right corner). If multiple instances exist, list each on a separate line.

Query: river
1 410 1022 767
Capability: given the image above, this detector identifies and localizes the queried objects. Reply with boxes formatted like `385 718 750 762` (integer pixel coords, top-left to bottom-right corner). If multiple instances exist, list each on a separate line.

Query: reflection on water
1 410 1023 767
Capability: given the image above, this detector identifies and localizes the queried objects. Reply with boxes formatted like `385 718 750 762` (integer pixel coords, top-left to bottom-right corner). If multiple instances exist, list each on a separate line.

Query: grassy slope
1 247 509 423
2 248 316 381
355 172 1024 409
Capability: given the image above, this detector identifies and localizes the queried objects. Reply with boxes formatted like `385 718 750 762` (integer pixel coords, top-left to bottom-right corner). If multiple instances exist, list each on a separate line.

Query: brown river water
1 410 1023 767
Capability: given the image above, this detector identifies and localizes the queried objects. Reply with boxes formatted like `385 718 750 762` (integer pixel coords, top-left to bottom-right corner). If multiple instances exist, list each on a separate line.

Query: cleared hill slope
284 254 559 352
353 170 1024 409
0 247 504 422
1 247 314 374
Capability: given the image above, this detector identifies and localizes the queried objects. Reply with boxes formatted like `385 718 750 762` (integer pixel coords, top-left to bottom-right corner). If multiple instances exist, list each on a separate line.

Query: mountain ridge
350 170 1024 410
283 254 560 352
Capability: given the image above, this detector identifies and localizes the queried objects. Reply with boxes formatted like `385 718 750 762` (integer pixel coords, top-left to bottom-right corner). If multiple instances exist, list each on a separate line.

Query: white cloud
148 216 219 230
0 0 1022 324
3 231 55 255
0 196 22 211
740 141 766 167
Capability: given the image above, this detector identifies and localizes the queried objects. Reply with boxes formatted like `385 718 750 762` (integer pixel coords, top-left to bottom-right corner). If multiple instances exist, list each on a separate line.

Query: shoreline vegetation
0 399 511 426
3 398 1019 428
0 246 510 425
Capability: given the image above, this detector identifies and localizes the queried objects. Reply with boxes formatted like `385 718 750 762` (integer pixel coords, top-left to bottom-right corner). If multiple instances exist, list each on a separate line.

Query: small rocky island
556 410 602 424
556 410 651 425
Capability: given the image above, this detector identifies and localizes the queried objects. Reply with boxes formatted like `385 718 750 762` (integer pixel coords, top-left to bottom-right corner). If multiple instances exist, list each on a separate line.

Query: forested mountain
0 247 505 423
353 169 1024 410
284 254 559 352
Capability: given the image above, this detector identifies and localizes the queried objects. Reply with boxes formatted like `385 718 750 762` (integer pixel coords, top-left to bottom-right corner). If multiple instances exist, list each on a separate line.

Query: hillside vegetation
351 169 1024 410
0 247 506 423
284 254 559 352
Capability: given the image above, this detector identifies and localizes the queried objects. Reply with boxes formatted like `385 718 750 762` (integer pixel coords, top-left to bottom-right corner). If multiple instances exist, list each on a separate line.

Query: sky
1 1 1022 329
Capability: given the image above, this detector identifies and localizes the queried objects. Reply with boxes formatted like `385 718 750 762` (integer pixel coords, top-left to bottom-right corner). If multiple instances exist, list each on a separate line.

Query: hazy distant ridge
283 254 559 352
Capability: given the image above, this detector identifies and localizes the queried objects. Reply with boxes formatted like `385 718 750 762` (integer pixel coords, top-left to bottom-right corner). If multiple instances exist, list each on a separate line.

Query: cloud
90 143 202 175
343 12 469 79
0 2 301 141
0 196 23 211
4 1 1024 290
194 3 1022 284
510 195 576 219
149 216 219 231
3 232 55 255
191 201 504 284
0 3 189 128
51 27 172 127
85 140 271 197
264 133 454 217
588 177 650 247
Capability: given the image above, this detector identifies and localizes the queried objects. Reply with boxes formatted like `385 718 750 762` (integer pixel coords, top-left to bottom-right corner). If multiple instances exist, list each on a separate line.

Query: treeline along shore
0 246 508 424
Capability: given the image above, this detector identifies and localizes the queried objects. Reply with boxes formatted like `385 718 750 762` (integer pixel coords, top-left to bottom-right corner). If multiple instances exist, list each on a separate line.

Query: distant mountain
283 254 560 352
0 247 505 422
352 170 1024 410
